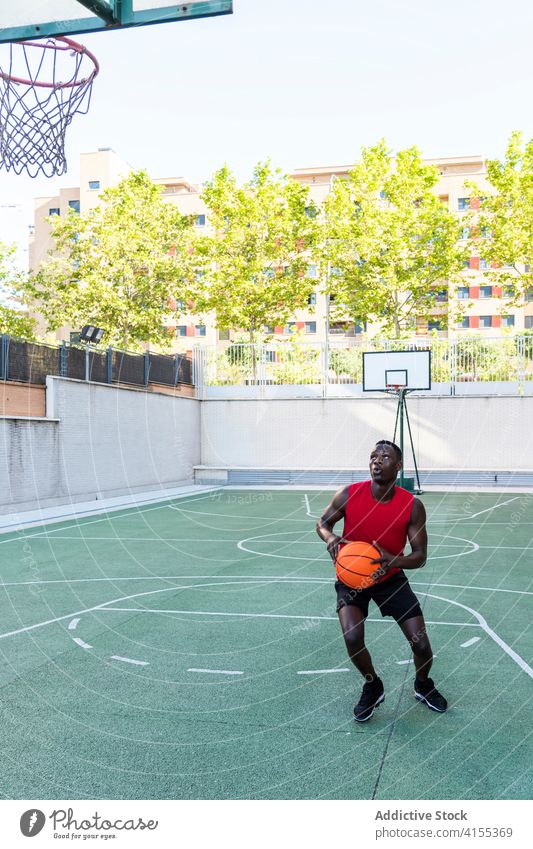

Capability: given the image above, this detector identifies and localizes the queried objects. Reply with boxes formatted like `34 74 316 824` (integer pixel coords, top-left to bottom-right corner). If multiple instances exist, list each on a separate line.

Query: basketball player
316 440 447 721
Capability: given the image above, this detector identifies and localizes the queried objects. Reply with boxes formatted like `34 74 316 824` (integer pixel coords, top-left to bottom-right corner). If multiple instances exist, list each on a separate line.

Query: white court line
67 618 80 631
72 637 92 650
110 655 149 667
0 489 222 545
1 578 530 679
99 607 478 628
425 592 533 680
461 636 481 648
1 574 531 597
187 668 243 675
397 659 414 665
297 668 350 675
432 496 521 522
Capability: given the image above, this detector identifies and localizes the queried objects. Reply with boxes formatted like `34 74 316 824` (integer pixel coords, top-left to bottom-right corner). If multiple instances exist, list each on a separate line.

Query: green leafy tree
192 162 318 347
322 141 467 336
24 171 194 351
0 242 36 339
467 131 533 304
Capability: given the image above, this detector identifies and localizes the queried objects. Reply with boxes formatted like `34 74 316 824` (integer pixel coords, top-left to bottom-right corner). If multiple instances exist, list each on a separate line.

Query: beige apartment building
29 148 533 349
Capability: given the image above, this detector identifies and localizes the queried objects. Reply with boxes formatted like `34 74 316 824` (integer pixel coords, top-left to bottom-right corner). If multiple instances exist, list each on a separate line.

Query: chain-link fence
0 335 193 388
194 335 533 397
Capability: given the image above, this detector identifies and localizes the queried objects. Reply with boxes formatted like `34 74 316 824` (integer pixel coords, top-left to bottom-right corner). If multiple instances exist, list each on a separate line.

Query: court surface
0 488 531 800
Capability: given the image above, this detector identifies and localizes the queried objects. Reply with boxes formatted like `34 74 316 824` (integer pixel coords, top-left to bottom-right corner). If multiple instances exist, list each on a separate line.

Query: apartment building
30 149 532 348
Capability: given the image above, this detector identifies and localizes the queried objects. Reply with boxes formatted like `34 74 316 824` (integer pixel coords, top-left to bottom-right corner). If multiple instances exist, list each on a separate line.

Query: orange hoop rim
0 36 99 89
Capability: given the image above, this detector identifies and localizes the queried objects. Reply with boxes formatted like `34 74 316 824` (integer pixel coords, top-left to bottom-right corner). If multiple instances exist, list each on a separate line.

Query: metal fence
193 335 533 397
0 335 193 388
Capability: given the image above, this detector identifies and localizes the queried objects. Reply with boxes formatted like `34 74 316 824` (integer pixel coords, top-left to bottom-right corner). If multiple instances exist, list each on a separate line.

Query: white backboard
362 349 431 392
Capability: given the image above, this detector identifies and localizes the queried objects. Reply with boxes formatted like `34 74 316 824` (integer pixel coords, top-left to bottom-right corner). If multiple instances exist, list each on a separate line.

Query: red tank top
341 480 414 584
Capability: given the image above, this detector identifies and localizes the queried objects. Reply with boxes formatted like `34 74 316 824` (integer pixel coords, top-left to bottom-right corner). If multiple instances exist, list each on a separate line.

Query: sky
1 0 533 261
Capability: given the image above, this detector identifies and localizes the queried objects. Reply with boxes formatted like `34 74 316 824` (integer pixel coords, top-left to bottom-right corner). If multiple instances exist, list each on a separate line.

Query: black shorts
335 571 422 624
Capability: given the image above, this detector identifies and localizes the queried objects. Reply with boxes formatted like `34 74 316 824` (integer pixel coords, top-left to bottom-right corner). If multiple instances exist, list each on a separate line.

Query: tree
0 242 36 339
191 162 318 345
322 141 467 336
467 131 533 304
24 171 194 351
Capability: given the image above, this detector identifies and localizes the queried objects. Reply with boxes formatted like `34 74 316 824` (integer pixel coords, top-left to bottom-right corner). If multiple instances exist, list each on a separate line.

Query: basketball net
0 37 99 178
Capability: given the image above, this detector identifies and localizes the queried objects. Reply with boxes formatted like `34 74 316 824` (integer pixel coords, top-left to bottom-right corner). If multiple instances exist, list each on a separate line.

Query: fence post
59 341 68 377
0 334 9 380
143 351 150 386
174 354 181 386
107 346 113 384
449 339 457 395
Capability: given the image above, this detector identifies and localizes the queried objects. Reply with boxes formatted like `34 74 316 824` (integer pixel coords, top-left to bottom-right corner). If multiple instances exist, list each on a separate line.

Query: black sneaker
414 677 448 713
353 677 385 722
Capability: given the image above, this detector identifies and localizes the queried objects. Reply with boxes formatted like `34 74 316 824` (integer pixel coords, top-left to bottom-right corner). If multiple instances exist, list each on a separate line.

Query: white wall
201 396 533 471
0 378 200 514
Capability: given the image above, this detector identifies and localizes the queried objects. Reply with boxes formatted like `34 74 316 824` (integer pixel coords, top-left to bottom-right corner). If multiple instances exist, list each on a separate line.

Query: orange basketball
335 541 382 590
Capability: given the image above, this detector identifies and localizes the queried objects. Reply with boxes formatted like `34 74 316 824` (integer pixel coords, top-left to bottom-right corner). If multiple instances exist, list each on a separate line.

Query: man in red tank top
317 440 447 721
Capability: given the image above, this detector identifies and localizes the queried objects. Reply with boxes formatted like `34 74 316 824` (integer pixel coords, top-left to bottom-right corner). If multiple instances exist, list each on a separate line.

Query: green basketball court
0 488 531 800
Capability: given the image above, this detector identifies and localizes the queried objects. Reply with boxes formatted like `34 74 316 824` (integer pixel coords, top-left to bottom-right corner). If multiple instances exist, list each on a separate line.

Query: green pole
399 390 405 487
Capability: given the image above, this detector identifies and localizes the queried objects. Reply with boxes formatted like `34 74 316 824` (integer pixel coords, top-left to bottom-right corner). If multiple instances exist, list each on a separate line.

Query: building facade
30 149 533 348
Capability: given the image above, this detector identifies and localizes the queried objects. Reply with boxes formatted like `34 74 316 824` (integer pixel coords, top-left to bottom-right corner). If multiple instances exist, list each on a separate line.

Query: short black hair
374 440 402 463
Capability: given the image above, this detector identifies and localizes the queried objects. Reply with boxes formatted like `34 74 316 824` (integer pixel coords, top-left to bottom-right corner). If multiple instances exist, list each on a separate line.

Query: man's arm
371 498 428 579
316 485 350 562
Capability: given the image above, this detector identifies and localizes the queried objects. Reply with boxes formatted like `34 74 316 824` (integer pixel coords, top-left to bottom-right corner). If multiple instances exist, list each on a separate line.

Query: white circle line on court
187 668 243 675
237 530 479 562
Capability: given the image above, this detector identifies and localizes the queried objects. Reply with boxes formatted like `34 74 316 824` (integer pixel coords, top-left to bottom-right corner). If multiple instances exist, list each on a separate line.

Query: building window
304 206 317 219
434 289 447 302
355 320 366 334
195 325 206 336
263 325 274 334
503 286 515 298
263 268 275 279
175 299 185 310
458 317 470 329
307 293 316 306
218 328 230 341
457 287 470 299
460 226 469 240
329 322 349 335
479 286 492 299
428 320 443 331
525 264 531 273
194 214 206 226
479 259 490 270
479 315 492 328
49 207 60 216
285 322 296 334
88 180 100 190
304 322 316 334
525 316 533 329
176 325 187 336
379 190 387 199
307 264 318 278
525 288 533 303
68 199 80 213
458 197 470 211
502 315 515 327
265 350 276 363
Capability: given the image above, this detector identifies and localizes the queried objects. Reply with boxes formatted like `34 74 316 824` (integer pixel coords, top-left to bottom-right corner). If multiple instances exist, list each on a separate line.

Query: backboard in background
0 1 233 43
362 349 431 392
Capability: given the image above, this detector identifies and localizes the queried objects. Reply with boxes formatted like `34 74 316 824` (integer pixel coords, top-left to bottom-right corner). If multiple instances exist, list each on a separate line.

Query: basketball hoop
0 37 99 178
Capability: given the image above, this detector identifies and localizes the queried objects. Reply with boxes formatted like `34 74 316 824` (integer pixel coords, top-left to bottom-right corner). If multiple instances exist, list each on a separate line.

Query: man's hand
326 535 343 563
370 540 398 582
